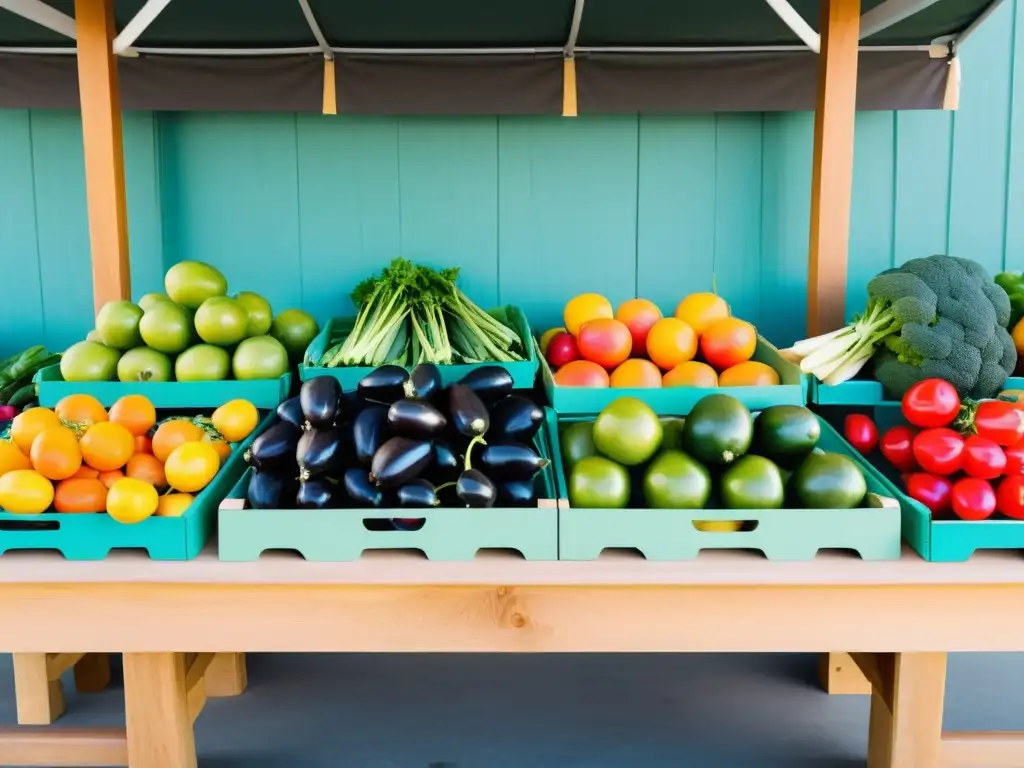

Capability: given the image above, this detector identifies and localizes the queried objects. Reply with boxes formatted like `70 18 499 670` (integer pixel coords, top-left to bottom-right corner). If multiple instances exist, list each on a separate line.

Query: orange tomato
70 465 101 480
212 399 259 442
609 359 663 388
134 435 153 455
53 478 108 513
164 441 220 493
151 420 205 463
125 453 167 490
663 361 719 388
700 317 757 370
646 318 698 371
157 492 194 518
79 422 135 472
719 361 780 387
97 469 125 489
553 360 610 388
108 394 156 437
675 293 730 335
10 408 61 455
54 394 107 430
106 478 159 524
0 440 31 478
1013 318 1024 357
576 318 632 370
563 293 613 336
203 433 233 465
615 298 662 352
29 426 82 481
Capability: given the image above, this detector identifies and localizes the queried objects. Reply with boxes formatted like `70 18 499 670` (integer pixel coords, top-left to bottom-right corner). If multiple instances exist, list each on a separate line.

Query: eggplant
300 376 342 429
353 405 389 465
276 396 304 428
245 422 302 471
357 365 409 405
448 384 489 438
370 437 434 488
489 396 543 442
246 470 286 509
387 399 447 438
456 468 497 508
497 479 538 508
403 363 442 401
343 468 383 507
431 442 461 483
296 427 345 481
479 442 549 481
460 366 514 402
296 478 334 509
396 478 439 507
391 518 426 531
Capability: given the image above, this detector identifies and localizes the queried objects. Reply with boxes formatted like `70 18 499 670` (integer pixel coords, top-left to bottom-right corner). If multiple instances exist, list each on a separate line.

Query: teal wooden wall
0 0 1021 356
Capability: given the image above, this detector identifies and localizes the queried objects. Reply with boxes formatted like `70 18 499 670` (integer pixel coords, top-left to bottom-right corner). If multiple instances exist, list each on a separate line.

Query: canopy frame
111 0 173 54
764 0 822 52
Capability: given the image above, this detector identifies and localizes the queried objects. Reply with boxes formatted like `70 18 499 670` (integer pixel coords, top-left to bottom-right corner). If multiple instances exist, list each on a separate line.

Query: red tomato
576 318 633 370
996 475 1024 520
951 477 997 521
1005 439 1024 475
911 428 964 476
901 378 961 428
545 331 580 369
880 426 917 472
961 435 1007 480
843 414 878 454
905 473 953 516
971 400 1024 447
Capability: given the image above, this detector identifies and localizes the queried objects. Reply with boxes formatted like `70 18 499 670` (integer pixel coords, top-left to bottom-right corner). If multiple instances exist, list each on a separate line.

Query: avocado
592 397 662 466
752 405 821 469
568 455 631 509
792 452 867 509
560 422 597 470
720 455 785 509
681 394 753 465
642 449 711 509
659 417 686 453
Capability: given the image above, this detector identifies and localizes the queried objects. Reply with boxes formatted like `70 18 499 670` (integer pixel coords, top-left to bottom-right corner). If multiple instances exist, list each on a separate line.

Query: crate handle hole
475 547 526 559
0 519 60 532
691 520 757 533
597 547 645 559
362 518 426 532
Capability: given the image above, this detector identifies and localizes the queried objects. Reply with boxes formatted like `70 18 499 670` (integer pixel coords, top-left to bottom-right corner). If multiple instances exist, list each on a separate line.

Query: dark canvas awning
0 0 1001 113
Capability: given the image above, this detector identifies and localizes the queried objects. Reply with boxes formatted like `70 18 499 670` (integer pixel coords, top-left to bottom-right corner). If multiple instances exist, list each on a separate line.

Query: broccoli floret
790 254 1015 398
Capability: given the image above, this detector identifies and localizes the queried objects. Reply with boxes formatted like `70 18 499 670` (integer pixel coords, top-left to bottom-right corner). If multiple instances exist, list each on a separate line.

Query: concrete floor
1 652 1021 766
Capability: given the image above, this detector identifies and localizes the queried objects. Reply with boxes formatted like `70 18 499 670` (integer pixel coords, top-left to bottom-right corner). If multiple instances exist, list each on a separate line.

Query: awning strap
562 57 577 116
943 54 960 110
322 57 337 114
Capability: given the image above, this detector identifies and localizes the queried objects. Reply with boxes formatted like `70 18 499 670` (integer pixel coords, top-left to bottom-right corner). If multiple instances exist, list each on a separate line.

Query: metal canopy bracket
563 0 584 117
0 0 76 39
112 0 174 54
859 0 942 39
298 0 332 60
763 0 820 53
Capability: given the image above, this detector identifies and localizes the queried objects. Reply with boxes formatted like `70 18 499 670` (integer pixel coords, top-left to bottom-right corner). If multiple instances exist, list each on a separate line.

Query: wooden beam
123 653 197 768
204 652 248 697
74 0 131 312
73 653 112 693
942 731 1024 767
0 727 127 766
806 0 860 336
866 652 946 768
12 654 64 726
819 652 872 694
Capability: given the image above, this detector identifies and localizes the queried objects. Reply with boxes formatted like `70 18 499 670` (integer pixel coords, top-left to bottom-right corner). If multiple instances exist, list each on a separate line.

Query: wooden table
0 546 1022 767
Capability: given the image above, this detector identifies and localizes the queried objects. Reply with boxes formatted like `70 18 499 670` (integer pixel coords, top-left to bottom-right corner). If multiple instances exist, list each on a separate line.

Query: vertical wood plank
893 111 953 261
1001 0 1024 270
75 0 131 312
807 0 860 336
867 652 946 768
123 652 197 768
848 112 896 308
12 654 64 725
203 652 248 697
124 112 166 300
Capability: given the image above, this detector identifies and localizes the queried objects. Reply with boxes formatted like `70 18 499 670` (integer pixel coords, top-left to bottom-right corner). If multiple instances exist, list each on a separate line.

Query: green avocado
720 455 785 510
752 405 821 469
643 449 711 509
681 394 752 465
592 397 662 466
560 422 597 470
569 456 631 509
792 452 867 509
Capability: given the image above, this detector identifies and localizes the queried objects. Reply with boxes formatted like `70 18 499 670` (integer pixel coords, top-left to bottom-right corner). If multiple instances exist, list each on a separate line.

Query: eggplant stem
433 481 457 493
463 435 487 471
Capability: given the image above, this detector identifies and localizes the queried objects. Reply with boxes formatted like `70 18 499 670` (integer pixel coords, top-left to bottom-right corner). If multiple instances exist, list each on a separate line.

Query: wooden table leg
866 652 946 768
123 653 197 768
12 654 65 725
204 653 247 697
74 653 112 693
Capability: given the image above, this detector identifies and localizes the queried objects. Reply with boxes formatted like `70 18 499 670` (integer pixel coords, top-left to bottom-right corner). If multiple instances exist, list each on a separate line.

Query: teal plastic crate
218 408 560 562
34 365 292 409
810 377 891 406
551 414 901 561
299 305 539 390
0 411 274 560
541 336 807 416
847 404 1024 562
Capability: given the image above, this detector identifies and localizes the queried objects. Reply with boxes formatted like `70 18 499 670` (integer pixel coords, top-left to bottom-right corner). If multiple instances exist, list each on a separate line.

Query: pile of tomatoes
843 378 1024 521
0 394 259 523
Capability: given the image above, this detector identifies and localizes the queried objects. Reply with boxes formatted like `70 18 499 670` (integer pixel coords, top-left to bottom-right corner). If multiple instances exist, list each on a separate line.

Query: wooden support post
806 0 860 336
73 653 112 693
204 652 248 697
74 0 131 312
0 727 128 766
818 652 872 694
12 655 64 726
123 653 197 768
866 652 946 768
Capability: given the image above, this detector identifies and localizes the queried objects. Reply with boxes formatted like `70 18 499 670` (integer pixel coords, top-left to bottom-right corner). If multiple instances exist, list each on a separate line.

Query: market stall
0 0 1017 766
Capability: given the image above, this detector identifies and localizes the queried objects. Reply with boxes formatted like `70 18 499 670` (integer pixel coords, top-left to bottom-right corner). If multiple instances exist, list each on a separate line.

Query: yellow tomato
1013 318 1024 357
164 442 220 493
10 407 61 455
156 492 194 518
0 440 32 478
0 469 55 514
211 399 259 442
694 520 743 533
106 478 159 524
563 293 613 337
